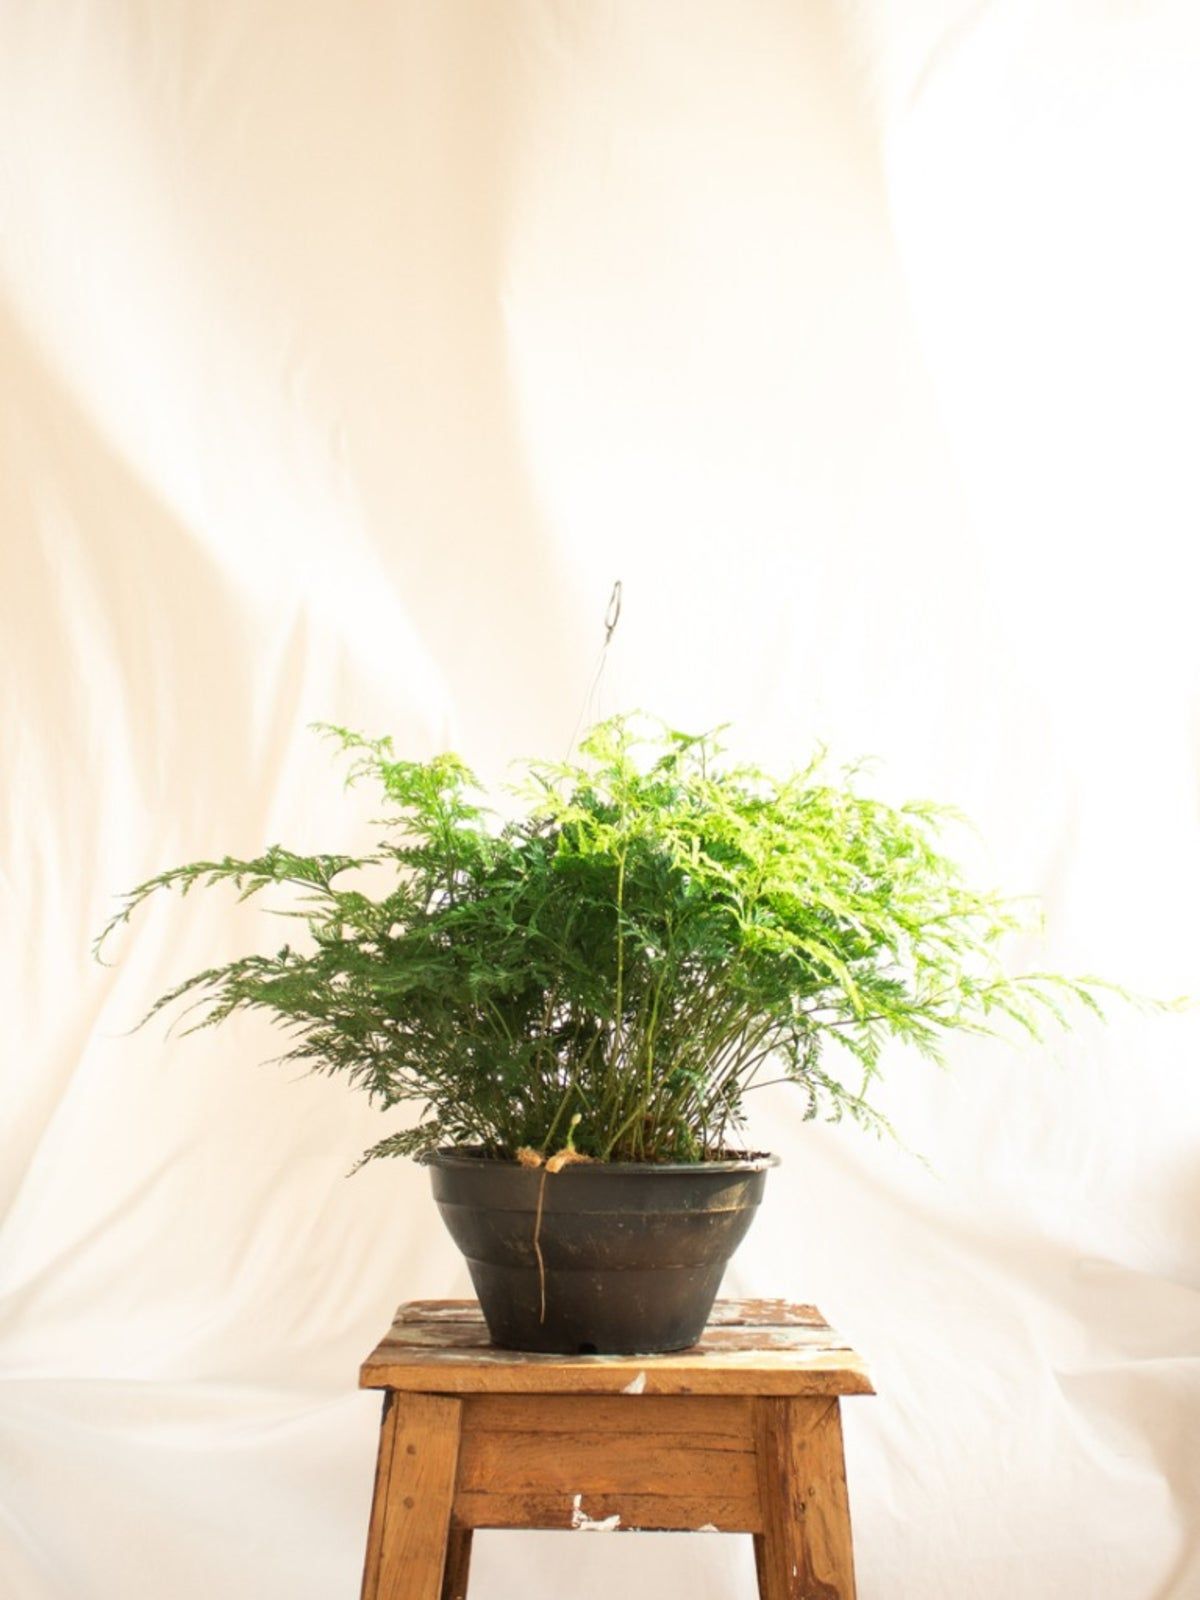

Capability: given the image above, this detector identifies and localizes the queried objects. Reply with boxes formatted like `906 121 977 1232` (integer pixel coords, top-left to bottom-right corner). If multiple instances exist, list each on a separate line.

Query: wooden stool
359 1298 872 1600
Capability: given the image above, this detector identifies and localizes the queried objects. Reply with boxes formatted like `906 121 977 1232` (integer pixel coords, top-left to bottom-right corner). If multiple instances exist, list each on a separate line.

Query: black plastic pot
423 1148 778 1355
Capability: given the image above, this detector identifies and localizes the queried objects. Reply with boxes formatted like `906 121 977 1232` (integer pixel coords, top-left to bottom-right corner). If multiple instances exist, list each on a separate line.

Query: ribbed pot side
423 1149 779 1355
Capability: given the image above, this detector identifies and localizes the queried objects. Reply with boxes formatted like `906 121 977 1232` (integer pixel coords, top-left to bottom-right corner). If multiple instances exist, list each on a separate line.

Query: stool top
360 1298 872 1397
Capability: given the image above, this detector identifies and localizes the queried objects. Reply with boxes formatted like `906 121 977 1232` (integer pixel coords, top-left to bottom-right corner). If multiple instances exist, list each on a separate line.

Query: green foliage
95 715 1137 1166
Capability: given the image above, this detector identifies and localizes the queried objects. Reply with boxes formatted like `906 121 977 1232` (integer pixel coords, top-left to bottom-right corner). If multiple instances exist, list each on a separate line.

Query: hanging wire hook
603 579 622 645
566 579 623 757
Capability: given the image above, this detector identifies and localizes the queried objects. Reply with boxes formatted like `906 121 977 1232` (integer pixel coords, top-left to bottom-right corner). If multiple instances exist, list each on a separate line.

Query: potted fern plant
96 715 1120 1353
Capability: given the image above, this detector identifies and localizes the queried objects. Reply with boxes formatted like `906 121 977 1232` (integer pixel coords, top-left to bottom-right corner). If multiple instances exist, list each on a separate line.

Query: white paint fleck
695 1523 720 1533
571 1494 622 1532
621 1371 647 1395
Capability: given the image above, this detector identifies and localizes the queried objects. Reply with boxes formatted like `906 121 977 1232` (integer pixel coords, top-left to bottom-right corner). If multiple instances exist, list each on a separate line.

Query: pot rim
420 1144 780 1174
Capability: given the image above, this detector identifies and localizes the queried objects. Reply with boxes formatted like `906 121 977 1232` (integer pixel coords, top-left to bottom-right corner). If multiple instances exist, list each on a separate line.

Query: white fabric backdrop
3 3 1199 1596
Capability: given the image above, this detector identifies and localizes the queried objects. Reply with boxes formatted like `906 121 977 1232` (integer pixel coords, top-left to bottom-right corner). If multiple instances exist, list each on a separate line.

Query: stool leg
360 1392 463 1600
360 1393 400 1600
753 1398 857 1600
753 1531 771 1595
441 1528 473 1600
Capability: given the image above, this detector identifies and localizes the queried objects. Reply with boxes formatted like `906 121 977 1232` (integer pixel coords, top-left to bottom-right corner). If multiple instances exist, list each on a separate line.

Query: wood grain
439 1529 472 1600
463 1393 754 1440
754 1398 858 1599
362 1348 871 1397
451 1491 763 1533
356 1300 869 1587
359 1393 399 1600
370 1394 463 1600
361 1300 873 1397
458 1427 759 1498
378 1324 854 1355
396 1297 825 1328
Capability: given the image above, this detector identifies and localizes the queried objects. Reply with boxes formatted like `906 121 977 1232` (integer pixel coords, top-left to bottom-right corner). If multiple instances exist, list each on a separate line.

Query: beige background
2 3 1199 1595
